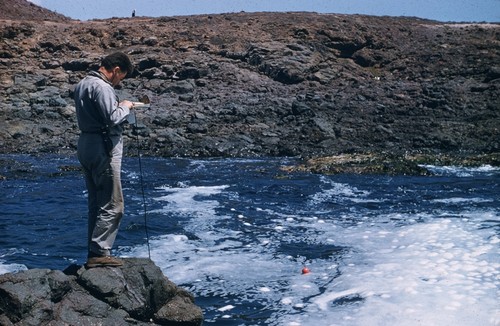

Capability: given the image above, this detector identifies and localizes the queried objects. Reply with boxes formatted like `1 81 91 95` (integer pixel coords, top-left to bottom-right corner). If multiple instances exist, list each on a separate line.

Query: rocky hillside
0 0 70 21
0 4 499 167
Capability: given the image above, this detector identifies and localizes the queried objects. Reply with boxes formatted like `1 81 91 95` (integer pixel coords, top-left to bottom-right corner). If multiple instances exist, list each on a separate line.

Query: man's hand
120 100 134 109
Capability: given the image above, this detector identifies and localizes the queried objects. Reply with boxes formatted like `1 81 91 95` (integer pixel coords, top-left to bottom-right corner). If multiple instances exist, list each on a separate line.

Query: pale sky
29 0 499 22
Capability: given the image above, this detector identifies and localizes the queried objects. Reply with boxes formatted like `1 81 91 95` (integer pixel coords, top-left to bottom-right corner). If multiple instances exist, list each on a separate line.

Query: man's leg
83 167 98 253
90 153 124 256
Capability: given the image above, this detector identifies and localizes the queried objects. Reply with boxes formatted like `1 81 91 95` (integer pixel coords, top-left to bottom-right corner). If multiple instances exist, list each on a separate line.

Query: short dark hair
101 52 134 76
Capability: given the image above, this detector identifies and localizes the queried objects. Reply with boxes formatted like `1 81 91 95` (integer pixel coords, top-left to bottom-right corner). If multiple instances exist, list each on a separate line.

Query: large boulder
0 258 203 325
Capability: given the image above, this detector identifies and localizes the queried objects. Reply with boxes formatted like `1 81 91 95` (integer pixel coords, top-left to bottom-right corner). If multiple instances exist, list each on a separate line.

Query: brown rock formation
0 0 70 21
0 1 499 170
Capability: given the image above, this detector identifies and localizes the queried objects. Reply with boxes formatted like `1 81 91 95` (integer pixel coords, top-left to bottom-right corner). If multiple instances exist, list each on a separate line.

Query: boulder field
1 12 499 173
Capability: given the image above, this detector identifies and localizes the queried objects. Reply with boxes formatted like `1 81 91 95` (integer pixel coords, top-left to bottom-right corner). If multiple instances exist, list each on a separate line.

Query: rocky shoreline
0 2 498 324
0 258 203 325
281 152 500 175
1 11 499 174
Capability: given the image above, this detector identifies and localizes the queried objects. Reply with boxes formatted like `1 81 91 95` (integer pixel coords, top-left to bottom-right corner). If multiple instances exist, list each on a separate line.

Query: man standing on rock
74 52 134 268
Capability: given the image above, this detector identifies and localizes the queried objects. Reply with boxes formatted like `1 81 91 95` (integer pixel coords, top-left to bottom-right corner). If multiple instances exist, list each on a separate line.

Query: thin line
134 116 151 259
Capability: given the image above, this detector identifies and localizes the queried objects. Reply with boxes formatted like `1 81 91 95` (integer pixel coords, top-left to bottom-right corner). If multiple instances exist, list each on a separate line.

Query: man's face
110 66 127 86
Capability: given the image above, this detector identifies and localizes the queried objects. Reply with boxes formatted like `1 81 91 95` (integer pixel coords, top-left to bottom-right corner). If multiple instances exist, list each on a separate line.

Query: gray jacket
74 71 130 136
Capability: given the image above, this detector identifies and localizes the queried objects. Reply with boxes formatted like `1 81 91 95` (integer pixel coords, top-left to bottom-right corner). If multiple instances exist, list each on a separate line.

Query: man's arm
94 85 132 127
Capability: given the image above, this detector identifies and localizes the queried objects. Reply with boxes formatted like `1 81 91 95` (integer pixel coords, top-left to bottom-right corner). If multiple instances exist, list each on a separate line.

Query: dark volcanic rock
0 258 203 325
0 8 499 170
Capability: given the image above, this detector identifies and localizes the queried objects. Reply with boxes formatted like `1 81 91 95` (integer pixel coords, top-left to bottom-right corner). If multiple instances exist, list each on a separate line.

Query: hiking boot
86 255 123 268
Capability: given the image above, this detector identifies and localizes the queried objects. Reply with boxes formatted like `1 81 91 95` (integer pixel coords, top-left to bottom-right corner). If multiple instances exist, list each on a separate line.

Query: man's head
100 52 134 86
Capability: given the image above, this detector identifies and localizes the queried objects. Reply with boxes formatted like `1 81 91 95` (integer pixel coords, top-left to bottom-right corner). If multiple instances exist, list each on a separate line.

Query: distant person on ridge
74 52 135 268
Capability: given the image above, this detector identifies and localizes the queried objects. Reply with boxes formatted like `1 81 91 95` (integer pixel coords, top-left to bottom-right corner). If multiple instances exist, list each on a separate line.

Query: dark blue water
1 154 498 325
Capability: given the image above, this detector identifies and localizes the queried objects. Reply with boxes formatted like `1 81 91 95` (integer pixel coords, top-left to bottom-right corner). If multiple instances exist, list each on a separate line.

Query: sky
28 0 499 22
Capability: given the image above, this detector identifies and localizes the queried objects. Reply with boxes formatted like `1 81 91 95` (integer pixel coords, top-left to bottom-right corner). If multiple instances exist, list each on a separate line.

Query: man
74 52 134 268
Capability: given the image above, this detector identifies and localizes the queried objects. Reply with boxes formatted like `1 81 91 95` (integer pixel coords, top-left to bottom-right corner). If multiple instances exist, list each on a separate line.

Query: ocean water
0 154 498 326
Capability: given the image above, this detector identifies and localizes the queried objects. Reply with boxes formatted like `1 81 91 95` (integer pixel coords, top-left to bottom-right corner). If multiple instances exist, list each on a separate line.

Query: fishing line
132 112 151 260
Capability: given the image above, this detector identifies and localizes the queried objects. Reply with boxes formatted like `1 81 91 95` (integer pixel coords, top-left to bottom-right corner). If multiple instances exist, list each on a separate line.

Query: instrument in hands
127 95 150 124
132 95 151 109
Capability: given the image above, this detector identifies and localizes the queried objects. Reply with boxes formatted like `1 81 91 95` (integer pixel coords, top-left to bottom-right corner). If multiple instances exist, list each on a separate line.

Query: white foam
313 288 364 310
118 179 499 326
0 262 27 275
309 177 371 205
0 249 29 275
218 305 235 312
284 218 499 326
432 197 493 204
153 184 229 217
421 164 500 177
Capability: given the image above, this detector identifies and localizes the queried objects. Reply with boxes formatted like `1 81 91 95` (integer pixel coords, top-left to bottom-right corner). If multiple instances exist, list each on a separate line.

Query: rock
62 58 93 71
141 67 166 79
167 80 195 94
0 8 498 171
291 100 312 116
177 66 203 79
282 153 500 175
58 105 76 119
144 37 159 46
282 153 432 176
187 122 208 133
485 66 500 82
155 294 203 325
137 57 162 71
0 258 203 326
